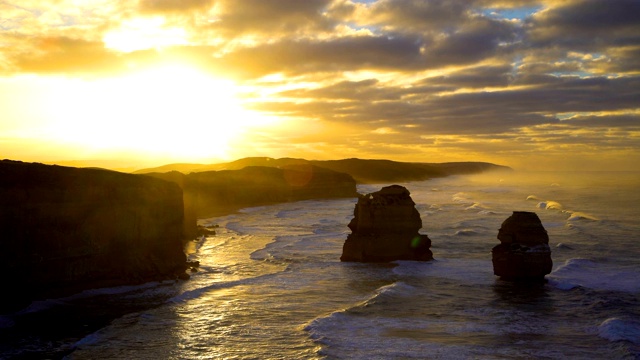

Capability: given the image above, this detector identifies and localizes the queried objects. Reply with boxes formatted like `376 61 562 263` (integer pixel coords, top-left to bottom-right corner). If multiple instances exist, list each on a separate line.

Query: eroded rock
340 185 433 262
492 211 552 281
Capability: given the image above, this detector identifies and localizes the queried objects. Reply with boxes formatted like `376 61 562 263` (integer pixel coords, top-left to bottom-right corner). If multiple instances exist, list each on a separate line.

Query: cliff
134 157 512 184
0 160 187 312
147 164 358 238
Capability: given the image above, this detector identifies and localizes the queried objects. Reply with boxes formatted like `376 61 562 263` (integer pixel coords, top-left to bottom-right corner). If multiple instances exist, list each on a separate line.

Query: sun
40 63 278 162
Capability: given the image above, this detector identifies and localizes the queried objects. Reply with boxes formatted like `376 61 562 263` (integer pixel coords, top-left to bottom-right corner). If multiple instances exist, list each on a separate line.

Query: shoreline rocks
491 211 553 281
340 185 433 262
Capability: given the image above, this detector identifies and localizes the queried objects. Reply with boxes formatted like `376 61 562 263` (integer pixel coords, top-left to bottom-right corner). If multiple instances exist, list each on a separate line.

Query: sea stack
491 211 552 281
340 185 433 262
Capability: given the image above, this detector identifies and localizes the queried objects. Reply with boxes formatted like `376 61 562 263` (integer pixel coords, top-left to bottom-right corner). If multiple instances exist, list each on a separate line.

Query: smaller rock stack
340 185 433 262
491 211 553 280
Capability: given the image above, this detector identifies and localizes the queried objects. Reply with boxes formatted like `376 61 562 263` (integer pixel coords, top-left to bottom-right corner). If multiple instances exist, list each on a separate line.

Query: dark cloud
421 65 513 88
251 72 639 137
422 18 518 67
210 0 335 36
535 0 640 32
526 0 640 50
367 0 470 32
211 18 518 78
560 114 640 128
216 35 425 78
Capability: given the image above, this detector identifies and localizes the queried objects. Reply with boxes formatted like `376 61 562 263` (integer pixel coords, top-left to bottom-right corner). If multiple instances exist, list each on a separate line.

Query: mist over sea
2 171 640 359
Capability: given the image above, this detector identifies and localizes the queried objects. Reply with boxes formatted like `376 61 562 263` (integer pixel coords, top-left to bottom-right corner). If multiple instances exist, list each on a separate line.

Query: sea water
1 171 639 359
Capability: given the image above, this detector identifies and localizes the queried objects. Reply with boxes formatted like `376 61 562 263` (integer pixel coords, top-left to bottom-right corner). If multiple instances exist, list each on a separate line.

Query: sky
1 0 639 171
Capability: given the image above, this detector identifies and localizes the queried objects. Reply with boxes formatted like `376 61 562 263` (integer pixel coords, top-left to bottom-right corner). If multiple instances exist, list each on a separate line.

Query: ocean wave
566 211 599 222
537 200 563 210
369 281 417 301
322 281 420 311
598 317 640 345
167 273 277 304
548 258 640 293
526 195 540 201
465 202 488 212
454 229 479 236
452 192 473 205
555 243 574 250
304 300 566 359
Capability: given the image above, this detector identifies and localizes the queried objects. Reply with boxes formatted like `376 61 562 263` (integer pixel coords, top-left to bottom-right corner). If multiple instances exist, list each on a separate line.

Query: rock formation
340 185 433 262
491 211 553 280
0 160 188 312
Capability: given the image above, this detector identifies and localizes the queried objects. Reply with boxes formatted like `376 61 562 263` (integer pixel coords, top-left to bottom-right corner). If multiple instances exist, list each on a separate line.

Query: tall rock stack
491 211 553 281
340 185 433 262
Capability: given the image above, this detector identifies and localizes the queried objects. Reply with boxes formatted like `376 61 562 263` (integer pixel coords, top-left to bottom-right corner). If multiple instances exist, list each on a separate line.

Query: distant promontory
139 158 511 239
135 157 512 184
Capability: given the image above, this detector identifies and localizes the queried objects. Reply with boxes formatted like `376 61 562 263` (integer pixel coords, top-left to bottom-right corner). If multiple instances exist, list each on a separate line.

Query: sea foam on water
4 171 639 359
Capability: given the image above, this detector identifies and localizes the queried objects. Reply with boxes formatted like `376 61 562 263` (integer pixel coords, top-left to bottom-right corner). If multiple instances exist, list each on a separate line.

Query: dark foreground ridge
0 160 188 312
134 157 512 184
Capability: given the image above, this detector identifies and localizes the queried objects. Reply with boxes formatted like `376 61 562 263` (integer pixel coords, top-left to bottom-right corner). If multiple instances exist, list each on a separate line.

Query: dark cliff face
0 160 187 312
187 165 357 217
147 165 358 239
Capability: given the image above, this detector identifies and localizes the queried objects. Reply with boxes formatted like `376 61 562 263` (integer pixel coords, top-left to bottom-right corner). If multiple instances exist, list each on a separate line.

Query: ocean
2 171 639 359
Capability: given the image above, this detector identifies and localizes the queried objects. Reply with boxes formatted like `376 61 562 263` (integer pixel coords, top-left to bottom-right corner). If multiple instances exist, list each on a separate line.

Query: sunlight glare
103 17 188 52
41 63 279 161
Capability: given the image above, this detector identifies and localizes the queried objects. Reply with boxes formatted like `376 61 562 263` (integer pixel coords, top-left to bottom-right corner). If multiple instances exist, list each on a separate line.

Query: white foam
555 243 574 250
598 317 640 344
526 195 540 201
167 273 276 303
454 229 479 236
452 192 473 205
537 200 563 210
465 202 489 212
548 258 640 293
566 211 599 222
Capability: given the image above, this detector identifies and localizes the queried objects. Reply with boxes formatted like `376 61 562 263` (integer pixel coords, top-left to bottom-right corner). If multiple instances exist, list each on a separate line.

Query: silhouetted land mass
0 157 506 312
134 157 512 183
146 164 358 239
0 160 188 312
